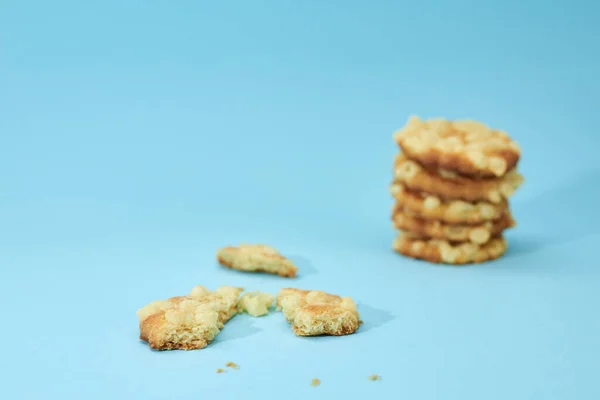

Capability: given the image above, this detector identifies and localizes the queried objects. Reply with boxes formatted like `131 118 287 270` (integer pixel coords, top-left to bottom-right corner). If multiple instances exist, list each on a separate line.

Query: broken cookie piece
238 291 275 317
136 285 243 350
217 244 298 278
276 288 361 336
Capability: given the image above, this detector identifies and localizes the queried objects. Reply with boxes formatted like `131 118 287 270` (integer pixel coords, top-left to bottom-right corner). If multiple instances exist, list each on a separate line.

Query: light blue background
1 0 599 399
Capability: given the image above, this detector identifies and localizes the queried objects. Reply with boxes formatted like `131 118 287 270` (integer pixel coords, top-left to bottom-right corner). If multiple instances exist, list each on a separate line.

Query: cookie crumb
216 368 225 373
238 291 275 317
369 374 381 381
226 362 239 369
311 378 321 386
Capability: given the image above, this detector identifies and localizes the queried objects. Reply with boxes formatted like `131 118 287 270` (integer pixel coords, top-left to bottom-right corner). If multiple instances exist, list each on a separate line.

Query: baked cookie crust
390 182 507 224
392 207 515 244
392 232 507 264
137 285 243 350
394 116 520 177
217 244 297 278
276 288 360 336
394 153 524 204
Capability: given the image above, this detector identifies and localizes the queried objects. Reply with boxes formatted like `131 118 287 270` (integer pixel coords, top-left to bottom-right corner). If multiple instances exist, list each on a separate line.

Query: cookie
392 208 515 244
389 182 507 224
393 153 524 204
238 291 275 317
393 116 521 177
137 285 243 350
217 244 297 278
392 232 507 264
276 288 361 336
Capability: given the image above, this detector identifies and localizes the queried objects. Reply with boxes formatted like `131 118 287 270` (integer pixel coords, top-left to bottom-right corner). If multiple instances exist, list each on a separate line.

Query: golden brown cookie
393 153 524 204
137 285 243 350
389 182 507 224
393 116 521 177
276 288 361 336
392 232 507 264
392 208 515 244
217 244 297 278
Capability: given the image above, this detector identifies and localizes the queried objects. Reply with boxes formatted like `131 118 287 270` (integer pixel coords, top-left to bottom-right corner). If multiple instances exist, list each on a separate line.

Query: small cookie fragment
394 153 524 204
393 232 507 264
392 208 515 244
226 361 239 370
389 182 507 224
276 288 361 336
369 374 381 381
311 378 321 387
238 291 275 317
216 368 225 373
136 285 243 351
394 116 521 177
217 244 298 278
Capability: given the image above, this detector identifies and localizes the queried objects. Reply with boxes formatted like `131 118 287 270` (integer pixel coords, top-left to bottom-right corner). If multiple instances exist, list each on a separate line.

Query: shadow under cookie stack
390 116 524 265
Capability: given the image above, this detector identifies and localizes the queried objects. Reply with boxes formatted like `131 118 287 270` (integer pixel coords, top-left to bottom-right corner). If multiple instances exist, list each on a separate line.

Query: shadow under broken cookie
287 255 318 278
355 303 395 334
211 314 263 344
287 302 395 339
507 167 600 258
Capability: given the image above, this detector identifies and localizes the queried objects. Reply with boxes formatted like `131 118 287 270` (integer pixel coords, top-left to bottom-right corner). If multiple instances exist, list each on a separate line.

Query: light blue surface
1 0 599 399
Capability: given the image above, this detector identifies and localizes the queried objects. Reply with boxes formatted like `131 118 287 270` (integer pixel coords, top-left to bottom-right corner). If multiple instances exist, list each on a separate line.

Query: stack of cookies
390 116 524 264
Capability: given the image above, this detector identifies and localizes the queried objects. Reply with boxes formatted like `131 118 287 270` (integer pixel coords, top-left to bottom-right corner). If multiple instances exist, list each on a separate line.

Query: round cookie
393 153 524 204
389 182 507 224
393 116 521 177
392 208 515 244
392 232 507 264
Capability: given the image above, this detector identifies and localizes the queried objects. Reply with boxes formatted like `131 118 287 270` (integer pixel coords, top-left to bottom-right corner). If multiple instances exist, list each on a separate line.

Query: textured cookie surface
390 182 507 224
394 116 521 177
276 288 360 336
217 244 297 278
392 208 515 244
394 153 524 204
137 285 243 350
393 232 507 264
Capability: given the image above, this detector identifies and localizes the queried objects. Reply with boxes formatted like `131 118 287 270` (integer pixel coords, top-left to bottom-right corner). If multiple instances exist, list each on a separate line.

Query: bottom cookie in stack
392 231 508 265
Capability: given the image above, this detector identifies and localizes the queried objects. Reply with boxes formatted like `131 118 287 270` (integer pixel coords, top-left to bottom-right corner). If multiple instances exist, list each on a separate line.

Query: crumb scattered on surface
311 378 320 387
369 374 381 381
216 368 225 373
226 362 239 369
238 291 275 317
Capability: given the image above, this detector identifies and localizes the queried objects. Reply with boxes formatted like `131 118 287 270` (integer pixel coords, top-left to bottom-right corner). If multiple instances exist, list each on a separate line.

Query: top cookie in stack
390 116 524 265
